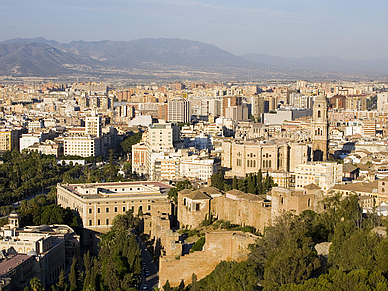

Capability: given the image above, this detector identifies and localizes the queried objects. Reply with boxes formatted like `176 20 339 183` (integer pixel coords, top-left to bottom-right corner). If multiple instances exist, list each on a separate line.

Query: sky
1 0 388 60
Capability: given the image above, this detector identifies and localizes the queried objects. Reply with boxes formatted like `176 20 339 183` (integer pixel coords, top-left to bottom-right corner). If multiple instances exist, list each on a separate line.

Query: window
89 220 92 226
106 219 109 225
195 204 200 211
106 207 109 213
183 198 186 206
97 208 100 213
97 219 100 225
308 199 311 207
318 110 321 118
123 206 126 212
89 208 92 214
148 205 151 211
114 207 117 213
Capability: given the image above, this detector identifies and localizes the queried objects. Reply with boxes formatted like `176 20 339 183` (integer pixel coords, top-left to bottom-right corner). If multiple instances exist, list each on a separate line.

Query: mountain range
0 37 387 80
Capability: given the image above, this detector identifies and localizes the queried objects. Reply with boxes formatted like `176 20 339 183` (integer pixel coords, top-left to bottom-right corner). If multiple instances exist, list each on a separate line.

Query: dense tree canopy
120 132 143 154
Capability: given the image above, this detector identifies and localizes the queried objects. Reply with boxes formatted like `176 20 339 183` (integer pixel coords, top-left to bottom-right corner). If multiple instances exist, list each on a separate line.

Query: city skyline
1 0 388 60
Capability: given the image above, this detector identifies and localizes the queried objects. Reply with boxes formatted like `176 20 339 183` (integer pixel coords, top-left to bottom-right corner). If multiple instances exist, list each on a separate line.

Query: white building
167 97 191 123
63 135 101 157
377 93 388 112
180 157 216 181
85 115 101 137
295 162 343 193
27 120 44 133
20 133 45 152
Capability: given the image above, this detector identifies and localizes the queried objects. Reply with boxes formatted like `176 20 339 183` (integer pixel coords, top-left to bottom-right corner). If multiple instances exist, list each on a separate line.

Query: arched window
318 110 321 118
308 198 311 207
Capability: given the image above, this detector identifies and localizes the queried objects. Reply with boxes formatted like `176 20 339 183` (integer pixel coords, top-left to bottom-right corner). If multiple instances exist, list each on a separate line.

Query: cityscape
1 1 388 291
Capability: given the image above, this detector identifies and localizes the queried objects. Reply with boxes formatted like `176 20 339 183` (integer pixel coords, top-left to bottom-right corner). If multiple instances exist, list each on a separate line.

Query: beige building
294 162 343 193
0 129 19 152
222 140 310 178
225 105 248 121
63 135 101 157
57 181 172 233
132 142 148 176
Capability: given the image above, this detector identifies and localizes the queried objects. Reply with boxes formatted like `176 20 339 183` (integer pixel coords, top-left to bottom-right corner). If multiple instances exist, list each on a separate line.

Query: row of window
89 205 151 214
89 218 110 226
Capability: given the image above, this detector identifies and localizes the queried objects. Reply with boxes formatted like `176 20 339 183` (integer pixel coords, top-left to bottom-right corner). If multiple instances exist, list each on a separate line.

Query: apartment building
180 157 217 181
167 97 191 123
0 129 19 152
294 162 343 193
63 135 101 157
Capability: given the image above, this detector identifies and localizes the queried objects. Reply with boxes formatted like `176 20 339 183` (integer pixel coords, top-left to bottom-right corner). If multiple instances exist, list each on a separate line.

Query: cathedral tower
312 95 329 161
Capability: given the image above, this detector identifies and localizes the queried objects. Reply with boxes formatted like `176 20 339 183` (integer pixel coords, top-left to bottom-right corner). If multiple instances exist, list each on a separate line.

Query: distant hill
240 53 388 75
0 37 388 79
0 38 267 77
0 42 99 76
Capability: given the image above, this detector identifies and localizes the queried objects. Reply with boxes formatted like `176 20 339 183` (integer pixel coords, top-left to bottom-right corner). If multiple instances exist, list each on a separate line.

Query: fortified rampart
158 231 257 288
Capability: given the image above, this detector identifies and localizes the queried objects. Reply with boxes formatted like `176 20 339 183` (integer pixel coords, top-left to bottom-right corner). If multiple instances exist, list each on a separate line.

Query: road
137 237 159 290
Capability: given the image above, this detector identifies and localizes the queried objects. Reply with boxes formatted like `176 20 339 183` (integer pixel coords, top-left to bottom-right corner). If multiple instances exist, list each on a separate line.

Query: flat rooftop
59 181 172 199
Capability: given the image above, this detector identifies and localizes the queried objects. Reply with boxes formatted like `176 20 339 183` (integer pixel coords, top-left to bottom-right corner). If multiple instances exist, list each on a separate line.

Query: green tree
190 237 206 253
30 277 44 291
56 269 68 291
163 280 171 291
69 257 79 291
191 273 198 291
210 172 225 191
249 213 320 284
120 132 143 154
232 176 238 190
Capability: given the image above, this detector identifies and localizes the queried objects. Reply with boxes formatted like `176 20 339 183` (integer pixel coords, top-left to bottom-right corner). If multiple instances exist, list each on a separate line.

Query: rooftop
0 254 33 276
60 181 172 199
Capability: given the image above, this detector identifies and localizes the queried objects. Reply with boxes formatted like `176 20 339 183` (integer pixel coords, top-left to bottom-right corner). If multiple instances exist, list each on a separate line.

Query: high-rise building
167 97 191 123
85 115 102 137
222 96 242 116
0 129 20 153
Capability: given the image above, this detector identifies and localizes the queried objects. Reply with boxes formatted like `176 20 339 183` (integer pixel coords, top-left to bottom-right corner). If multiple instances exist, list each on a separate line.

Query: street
137 236 159 290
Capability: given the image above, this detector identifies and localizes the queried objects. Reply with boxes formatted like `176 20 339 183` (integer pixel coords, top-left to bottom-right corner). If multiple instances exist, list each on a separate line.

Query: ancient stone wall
159 231 257 288
211 196 271 234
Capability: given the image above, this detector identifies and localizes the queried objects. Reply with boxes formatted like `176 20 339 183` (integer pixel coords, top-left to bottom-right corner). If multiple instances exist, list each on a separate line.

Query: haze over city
1 0 388 60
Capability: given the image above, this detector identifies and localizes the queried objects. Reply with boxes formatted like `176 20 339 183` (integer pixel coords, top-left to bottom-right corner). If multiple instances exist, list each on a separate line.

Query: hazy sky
1 0 387 60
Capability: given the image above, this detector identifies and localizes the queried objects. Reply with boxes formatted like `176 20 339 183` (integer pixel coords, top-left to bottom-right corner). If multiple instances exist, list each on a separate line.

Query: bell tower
312 95 329 161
